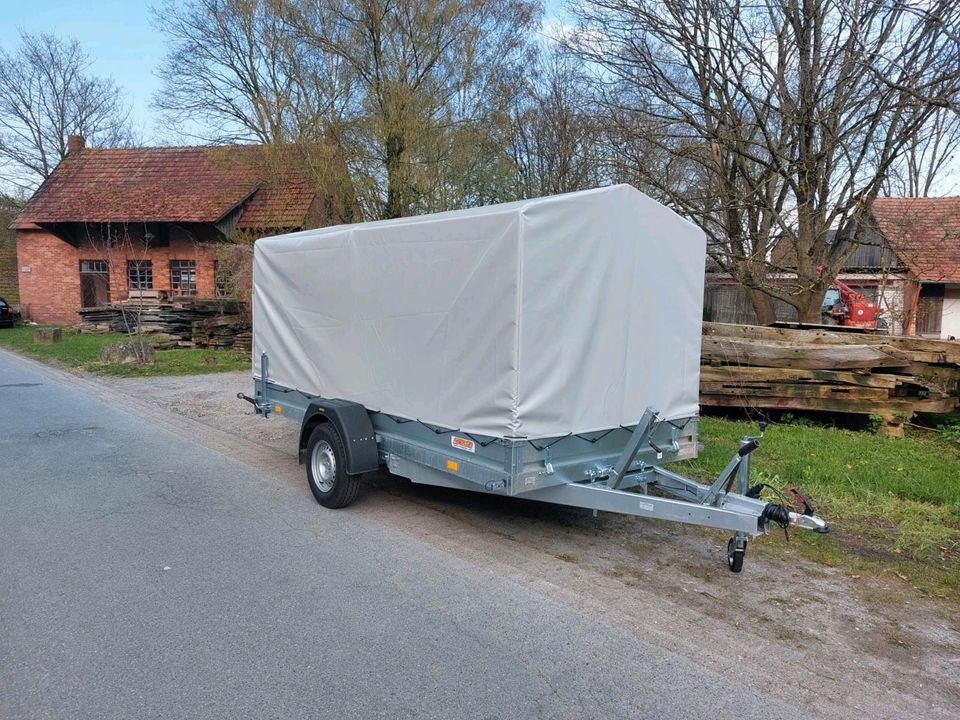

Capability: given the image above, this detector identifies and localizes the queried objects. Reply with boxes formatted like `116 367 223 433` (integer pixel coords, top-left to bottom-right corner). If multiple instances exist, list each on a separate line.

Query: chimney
67 135 85 154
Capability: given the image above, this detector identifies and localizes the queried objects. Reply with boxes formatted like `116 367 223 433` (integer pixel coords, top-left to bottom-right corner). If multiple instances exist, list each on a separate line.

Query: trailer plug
760 502 793 540
746 481 788 502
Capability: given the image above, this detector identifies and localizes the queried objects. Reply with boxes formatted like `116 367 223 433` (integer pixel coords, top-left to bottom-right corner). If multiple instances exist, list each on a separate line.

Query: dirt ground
87 370 960 719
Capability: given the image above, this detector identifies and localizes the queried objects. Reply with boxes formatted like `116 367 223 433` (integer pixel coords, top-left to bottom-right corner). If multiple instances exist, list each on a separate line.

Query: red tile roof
12 145 321 230
236 177 317 230
872 197 960 282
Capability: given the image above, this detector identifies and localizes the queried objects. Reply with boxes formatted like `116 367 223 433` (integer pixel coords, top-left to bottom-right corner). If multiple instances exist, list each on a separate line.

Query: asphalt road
0 349 791 720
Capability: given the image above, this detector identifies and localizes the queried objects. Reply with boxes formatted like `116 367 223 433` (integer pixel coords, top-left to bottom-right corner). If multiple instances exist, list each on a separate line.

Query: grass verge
0 325 248 376
677 416 960 601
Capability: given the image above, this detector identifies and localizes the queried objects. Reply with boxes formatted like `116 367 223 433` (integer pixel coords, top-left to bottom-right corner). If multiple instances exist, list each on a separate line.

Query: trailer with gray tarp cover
242 184 828 571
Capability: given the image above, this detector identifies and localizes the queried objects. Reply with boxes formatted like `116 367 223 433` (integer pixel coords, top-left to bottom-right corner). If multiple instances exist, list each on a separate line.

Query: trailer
242 185 828 571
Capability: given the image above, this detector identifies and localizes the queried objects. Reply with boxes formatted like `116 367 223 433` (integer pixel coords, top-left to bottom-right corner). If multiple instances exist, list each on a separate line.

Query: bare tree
73 221 157 364
0 31 132 193
508 50 606 198
152 0 354 144
285 0 540 218
885 105 960 197
568 0 960 323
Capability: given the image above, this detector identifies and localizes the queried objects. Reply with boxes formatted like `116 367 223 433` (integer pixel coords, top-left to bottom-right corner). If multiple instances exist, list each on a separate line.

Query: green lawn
678 416 960 599
0 325 248 376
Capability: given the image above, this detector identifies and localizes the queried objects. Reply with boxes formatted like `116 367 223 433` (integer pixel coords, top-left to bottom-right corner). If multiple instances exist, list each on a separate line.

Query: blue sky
0 0 568 142
0 1 163 139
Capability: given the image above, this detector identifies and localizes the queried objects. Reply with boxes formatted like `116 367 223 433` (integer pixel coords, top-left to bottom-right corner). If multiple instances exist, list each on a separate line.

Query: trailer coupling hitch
757 494 830 538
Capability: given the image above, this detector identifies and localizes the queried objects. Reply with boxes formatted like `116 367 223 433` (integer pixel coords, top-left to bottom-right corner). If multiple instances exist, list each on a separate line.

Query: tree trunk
384 130 407 219
796 291 824 324
747 288 777 326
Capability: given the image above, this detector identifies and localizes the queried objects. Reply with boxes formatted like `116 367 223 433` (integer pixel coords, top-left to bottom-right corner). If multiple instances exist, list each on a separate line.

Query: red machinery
819 269 881 329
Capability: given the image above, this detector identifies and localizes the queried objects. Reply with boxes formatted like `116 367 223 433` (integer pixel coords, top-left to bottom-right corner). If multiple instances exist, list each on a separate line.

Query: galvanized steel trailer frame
244 353 828 572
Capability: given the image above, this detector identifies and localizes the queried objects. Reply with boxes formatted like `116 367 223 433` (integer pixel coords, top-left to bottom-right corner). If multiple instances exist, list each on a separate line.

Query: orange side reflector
274 405 283 413
446 460 459 472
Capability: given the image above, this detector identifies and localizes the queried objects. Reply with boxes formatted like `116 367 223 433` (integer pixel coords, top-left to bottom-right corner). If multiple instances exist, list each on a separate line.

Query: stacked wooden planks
701 323 960 436
191 315 252 351
78 298 250 351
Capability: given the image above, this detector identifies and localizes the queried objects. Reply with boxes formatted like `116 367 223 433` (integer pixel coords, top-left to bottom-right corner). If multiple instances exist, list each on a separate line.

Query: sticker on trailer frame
451 436 475 453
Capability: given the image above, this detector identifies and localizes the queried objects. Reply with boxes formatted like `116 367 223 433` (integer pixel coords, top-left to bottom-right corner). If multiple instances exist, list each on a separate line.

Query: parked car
0 297 19 327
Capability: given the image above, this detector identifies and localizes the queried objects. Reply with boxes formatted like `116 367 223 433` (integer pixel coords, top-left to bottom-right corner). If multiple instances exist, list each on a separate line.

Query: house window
215 261 228 297
170 260 197 296
128 260 153 290
80 260 108 274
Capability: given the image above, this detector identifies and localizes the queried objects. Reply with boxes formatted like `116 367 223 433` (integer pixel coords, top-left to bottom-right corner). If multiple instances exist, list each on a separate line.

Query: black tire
305 423 361 509
727 536 745 573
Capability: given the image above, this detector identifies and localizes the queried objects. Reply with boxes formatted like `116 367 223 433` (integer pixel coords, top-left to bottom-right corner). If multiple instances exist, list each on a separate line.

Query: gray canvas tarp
253 184 706 439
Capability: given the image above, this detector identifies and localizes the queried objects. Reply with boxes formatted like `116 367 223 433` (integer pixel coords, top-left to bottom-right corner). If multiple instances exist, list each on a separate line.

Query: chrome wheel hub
311 440 336 492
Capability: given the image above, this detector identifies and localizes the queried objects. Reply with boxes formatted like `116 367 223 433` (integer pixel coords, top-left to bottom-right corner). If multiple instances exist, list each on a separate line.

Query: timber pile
701 322 960 436
191 315 252 351
77 298 250 351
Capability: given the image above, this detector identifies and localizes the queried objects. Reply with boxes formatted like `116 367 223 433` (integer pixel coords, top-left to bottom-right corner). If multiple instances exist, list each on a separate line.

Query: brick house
10 137 351 324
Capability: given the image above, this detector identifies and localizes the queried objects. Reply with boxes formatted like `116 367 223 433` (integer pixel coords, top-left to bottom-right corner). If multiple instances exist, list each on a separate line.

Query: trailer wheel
306 424 361 509
727 536 745 573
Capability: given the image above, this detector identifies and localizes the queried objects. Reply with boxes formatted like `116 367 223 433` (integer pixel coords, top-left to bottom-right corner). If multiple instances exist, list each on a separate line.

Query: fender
299 399 379 475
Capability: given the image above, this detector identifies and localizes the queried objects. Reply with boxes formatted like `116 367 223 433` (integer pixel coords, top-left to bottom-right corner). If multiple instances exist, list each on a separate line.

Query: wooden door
916 284 944 336
80 260 110 308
